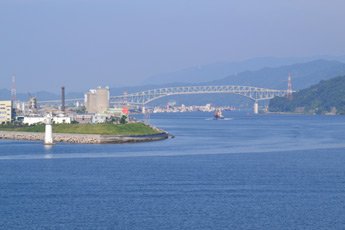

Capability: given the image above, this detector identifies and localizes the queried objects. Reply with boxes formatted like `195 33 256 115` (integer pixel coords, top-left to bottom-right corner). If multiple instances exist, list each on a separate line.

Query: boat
214 109 224 119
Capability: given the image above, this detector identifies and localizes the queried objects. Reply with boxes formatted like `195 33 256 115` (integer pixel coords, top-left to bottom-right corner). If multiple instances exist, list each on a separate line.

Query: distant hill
115 60 345 93
144 56 345 85
144 57 318 85
210 60 345 90
269 75 345 114
0 88 82 102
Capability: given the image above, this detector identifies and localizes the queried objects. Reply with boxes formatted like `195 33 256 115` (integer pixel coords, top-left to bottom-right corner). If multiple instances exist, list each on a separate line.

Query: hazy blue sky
1 0 345 92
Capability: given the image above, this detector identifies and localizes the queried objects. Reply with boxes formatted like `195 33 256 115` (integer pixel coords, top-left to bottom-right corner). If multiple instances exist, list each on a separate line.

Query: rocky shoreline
0 131 170 144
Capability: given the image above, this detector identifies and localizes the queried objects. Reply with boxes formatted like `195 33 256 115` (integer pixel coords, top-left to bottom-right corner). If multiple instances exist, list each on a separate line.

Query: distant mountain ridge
113 59 345 93
144 55 345 85
209 60 345 90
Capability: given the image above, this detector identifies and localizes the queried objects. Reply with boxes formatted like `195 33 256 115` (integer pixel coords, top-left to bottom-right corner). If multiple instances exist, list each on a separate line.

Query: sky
1 0 345 92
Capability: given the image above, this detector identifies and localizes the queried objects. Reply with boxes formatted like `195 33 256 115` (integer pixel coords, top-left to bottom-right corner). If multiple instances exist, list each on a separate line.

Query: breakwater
0 131 169 144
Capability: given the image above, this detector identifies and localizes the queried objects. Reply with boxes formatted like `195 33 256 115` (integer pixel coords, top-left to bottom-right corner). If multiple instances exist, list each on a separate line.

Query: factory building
28 97 38 113
73 114 93 124
0 101 12 124
85 87 110 113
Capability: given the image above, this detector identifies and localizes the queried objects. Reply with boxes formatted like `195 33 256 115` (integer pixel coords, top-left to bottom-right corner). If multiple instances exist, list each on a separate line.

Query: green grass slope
0 123 161 135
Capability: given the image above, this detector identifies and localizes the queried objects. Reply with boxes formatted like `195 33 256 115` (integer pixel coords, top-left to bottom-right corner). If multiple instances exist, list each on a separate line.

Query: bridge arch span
110 85 289 114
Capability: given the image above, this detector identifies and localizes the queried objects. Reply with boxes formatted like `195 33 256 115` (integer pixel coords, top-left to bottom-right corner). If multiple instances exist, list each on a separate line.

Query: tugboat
214 109 224 120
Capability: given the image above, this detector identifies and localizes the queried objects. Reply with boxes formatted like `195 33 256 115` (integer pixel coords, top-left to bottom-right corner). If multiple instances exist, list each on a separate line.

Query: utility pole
11 75 16 103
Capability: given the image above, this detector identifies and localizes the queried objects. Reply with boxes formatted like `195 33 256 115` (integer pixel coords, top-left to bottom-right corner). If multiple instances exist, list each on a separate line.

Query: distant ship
214 109 224 120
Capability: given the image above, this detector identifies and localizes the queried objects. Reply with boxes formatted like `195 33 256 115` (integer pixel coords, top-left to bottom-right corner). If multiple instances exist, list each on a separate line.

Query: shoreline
265 111 308 115
0 130 170 144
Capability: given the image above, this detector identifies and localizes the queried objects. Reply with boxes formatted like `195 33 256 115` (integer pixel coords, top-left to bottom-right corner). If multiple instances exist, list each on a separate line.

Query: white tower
44 113 53 145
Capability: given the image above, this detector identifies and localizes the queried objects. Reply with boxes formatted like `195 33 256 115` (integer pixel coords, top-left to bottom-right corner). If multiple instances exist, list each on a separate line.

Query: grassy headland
0 123 161 135
269 75 345 115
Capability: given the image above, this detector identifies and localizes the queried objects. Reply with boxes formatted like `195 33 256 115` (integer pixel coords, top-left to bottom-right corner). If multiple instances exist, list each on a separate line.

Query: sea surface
1 112 345 229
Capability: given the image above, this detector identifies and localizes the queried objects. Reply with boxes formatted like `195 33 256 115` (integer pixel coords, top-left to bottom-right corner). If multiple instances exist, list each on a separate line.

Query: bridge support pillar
142 106 145 114
253 101 259 114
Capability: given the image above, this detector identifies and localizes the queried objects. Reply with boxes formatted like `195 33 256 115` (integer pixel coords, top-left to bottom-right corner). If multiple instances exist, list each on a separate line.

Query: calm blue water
1 112 345 229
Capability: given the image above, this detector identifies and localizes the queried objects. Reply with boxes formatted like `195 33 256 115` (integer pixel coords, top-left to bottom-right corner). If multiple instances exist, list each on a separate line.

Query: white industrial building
92 114 108 123
23 116 71 125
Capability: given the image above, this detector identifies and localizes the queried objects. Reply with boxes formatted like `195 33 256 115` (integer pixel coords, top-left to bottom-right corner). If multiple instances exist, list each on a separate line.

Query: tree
120 115 128 124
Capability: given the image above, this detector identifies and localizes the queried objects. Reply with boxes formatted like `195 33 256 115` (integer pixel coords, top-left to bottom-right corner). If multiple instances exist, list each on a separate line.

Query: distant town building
73 114 93 124
107 107 125 117
85 87 110 113
0 101 12 124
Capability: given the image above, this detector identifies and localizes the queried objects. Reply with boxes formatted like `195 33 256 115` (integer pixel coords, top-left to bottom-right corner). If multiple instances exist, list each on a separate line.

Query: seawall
0 131 169 144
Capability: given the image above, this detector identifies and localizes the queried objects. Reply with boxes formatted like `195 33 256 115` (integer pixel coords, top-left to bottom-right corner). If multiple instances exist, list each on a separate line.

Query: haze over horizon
1 0 345 92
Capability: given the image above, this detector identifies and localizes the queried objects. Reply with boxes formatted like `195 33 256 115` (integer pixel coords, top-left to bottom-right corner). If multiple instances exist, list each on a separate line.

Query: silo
85 90 97 113
95 87 109 113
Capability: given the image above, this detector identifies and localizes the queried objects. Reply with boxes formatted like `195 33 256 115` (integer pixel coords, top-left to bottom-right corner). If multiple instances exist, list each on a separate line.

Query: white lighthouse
44 113 53 145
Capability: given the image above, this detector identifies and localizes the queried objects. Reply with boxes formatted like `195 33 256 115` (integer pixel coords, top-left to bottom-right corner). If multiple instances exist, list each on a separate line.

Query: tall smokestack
61 86 65 112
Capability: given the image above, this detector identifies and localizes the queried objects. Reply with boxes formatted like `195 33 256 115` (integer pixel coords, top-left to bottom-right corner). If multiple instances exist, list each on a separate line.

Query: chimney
61 86 65 112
